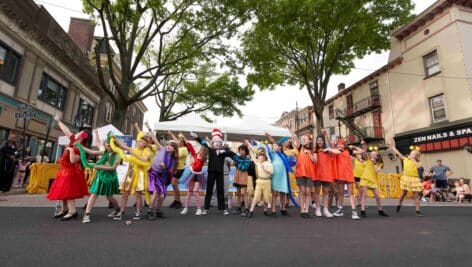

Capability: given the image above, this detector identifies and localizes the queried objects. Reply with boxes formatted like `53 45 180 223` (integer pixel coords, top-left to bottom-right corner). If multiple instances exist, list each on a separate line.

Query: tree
242 0 414 133
154 63 254 121
82 0 251 128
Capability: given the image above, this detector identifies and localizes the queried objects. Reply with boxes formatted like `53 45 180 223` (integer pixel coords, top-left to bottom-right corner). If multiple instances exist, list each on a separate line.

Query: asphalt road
0 206 471 267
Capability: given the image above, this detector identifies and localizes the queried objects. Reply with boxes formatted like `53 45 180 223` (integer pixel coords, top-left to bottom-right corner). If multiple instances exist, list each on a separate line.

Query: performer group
46 115 426 223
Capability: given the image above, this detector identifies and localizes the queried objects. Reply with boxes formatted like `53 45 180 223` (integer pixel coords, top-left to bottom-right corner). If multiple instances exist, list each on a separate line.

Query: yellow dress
284 148 299 194
400 158 423 192
353 158 365 179
359 159 379 189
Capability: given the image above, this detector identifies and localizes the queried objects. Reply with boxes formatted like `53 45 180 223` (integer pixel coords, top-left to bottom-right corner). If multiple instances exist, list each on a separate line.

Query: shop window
429 94 447 122
38 73 67 109
423 50 440 77
0 42 21 85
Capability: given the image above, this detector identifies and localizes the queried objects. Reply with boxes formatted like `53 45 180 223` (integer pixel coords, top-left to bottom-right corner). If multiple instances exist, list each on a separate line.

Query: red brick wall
67 18 95 54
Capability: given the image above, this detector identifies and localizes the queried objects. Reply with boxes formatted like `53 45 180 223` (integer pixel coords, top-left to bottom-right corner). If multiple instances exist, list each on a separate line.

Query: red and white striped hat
212 128 223 141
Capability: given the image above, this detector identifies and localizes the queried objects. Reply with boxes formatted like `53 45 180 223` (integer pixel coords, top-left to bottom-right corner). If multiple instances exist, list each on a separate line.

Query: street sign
15 111 36 120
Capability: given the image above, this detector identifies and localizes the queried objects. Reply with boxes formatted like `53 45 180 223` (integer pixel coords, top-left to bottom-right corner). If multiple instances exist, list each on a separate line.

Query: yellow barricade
360 173 404 198
27 163 60 194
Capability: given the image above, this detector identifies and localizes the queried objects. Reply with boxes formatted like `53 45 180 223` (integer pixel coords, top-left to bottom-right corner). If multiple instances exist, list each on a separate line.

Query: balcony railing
344 95 381 117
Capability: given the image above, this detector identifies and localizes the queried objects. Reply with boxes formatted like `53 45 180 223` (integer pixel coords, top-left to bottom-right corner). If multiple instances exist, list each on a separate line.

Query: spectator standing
0 136 19 193
430 160 453 201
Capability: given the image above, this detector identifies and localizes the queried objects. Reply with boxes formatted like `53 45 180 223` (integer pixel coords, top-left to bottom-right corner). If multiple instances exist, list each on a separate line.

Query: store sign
412 126 472 144
15 104 36 120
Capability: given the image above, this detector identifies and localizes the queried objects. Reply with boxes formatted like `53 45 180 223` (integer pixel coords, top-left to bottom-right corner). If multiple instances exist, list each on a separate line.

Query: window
328 105 334 120
38 73 67 109
105 101 113 122
0 42 21 84
369 80 379 96
423 50 440 77
429 94 447 122
76 98 95 127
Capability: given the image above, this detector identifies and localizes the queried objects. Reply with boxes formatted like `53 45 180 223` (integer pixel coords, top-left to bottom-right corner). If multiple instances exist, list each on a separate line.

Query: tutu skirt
400 176 422 192
47 165 89 200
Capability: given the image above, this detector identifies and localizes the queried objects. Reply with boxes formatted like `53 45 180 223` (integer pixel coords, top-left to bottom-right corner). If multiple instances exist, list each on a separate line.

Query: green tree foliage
82 0 252 126
242 0 414 132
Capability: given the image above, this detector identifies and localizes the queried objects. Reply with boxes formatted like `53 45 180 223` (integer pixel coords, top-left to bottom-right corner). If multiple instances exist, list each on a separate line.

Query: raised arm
387 139 406 160
95 155 121 171
134 122 142 133
93 129 101 147
55 114 72 137
191 132 210 150
348 145 364 155
284 123 299 148
78 145 104 156
265 132 276 144
168 130 179 143
322 128 334 148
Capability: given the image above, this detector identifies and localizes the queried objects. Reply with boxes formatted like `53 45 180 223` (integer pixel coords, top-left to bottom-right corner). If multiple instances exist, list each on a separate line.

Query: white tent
153 113 216 136
222 116 291 140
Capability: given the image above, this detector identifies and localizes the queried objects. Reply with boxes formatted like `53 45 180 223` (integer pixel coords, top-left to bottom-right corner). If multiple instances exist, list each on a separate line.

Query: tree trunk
112 103 127 130
314 105 324 135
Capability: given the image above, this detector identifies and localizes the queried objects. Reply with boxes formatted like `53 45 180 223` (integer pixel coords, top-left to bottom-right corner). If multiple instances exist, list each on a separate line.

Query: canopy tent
152 113 291 141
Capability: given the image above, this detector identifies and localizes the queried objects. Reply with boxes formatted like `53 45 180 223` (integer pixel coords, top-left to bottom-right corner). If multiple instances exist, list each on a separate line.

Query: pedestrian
13 158 30 188
0 136 18 194
176 133 207 216
47 115 89 221
76 133 121 223
430 159 453 201
110 132 153 221
192 129 235 215
147 132 179 220
358 142 389 218
389 141 424 216
168 131 189 209
245 144 274 218
231 144 251 216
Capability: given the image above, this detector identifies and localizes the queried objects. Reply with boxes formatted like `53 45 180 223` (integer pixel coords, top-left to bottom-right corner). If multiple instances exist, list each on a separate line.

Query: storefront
394 120 472 178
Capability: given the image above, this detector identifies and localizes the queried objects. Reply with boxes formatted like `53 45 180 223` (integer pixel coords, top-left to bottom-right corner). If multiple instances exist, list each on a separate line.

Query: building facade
322 0 472 177
275 105 315 137
0 0 102 160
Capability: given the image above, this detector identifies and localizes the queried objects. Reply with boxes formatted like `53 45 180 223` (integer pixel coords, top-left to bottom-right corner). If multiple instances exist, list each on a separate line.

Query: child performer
110 132 153 221
76 132 121 223
146 130 178 220
168 131 189 209
353 153 366 206
13 158 30 188
192 129 235 215
265 133 296 217
231 144 252 216
244 140 274 218
324 133 363 220
389 140 424 216
47 114 89 220
313 134 335 218
171 132 207 216
294 134 316 218
359 142 389 217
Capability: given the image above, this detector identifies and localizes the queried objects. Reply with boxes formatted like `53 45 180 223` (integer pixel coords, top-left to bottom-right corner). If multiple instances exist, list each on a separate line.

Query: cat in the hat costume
192 128 235 215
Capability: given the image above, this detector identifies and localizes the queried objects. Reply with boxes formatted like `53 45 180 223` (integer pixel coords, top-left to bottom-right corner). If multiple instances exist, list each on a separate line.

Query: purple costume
148 149 175 195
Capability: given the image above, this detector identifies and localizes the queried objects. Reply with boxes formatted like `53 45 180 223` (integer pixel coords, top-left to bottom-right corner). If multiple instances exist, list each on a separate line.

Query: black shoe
360 210 367 218
147 210 156 220
378 210 389 217
247 211 254 218
241 209 248 217
169 200 178 208
173 201 183 209
264 211 271 216
155 210 166 218
60 212 78 221
396 205 401 213
281 210 289 217
233 207 241 214
415 210 424 217
301 213 307 218
54 210 68 219
271 212 278 218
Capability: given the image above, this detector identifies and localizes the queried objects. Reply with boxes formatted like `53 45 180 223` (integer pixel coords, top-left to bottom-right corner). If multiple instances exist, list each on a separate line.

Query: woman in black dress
0 138 18 193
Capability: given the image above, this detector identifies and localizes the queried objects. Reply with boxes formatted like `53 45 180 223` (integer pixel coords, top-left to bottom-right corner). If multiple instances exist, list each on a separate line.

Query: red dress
335 150 354 183
315 151 335 183
47 146 89 200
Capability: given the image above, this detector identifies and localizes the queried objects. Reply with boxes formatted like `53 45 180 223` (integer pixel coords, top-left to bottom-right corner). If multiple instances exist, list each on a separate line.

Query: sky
33 0 437 126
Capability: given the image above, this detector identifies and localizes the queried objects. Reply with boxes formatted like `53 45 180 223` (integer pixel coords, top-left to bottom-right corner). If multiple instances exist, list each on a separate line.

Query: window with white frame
423 50 440 77
429 94 447 122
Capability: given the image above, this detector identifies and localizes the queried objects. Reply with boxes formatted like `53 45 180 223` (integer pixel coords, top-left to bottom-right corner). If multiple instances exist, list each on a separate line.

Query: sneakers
147 210 156 220
323 209 334 218
133 211 142 220
232 207 241 214
415 210 424 217
222 210 230 216
360 210 367 218
396 205 402 213
201 209 208 215
281 210 289 217
352 210 360 220
107 209 120 218
155 210 166 218
180 207 188 215
315 209 322 217
421 197 427 202
311 201 316 209
378 210 389 217
271 211 278 218
195 208 202 216
82 214 91 223
333 208 344 217
169 200 183 209
241 209 248 217
263 211 271 216
113 211 124 221
247 211 254 218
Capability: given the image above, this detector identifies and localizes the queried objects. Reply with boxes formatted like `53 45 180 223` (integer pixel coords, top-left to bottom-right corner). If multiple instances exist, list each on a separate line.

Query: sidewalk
1 193 471 208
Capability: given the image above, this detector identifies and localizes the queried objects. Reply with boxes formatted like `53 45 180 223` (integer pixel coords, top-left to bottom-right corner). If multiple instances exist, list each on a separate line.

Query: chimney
68 18 95 54
338 83 346 91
